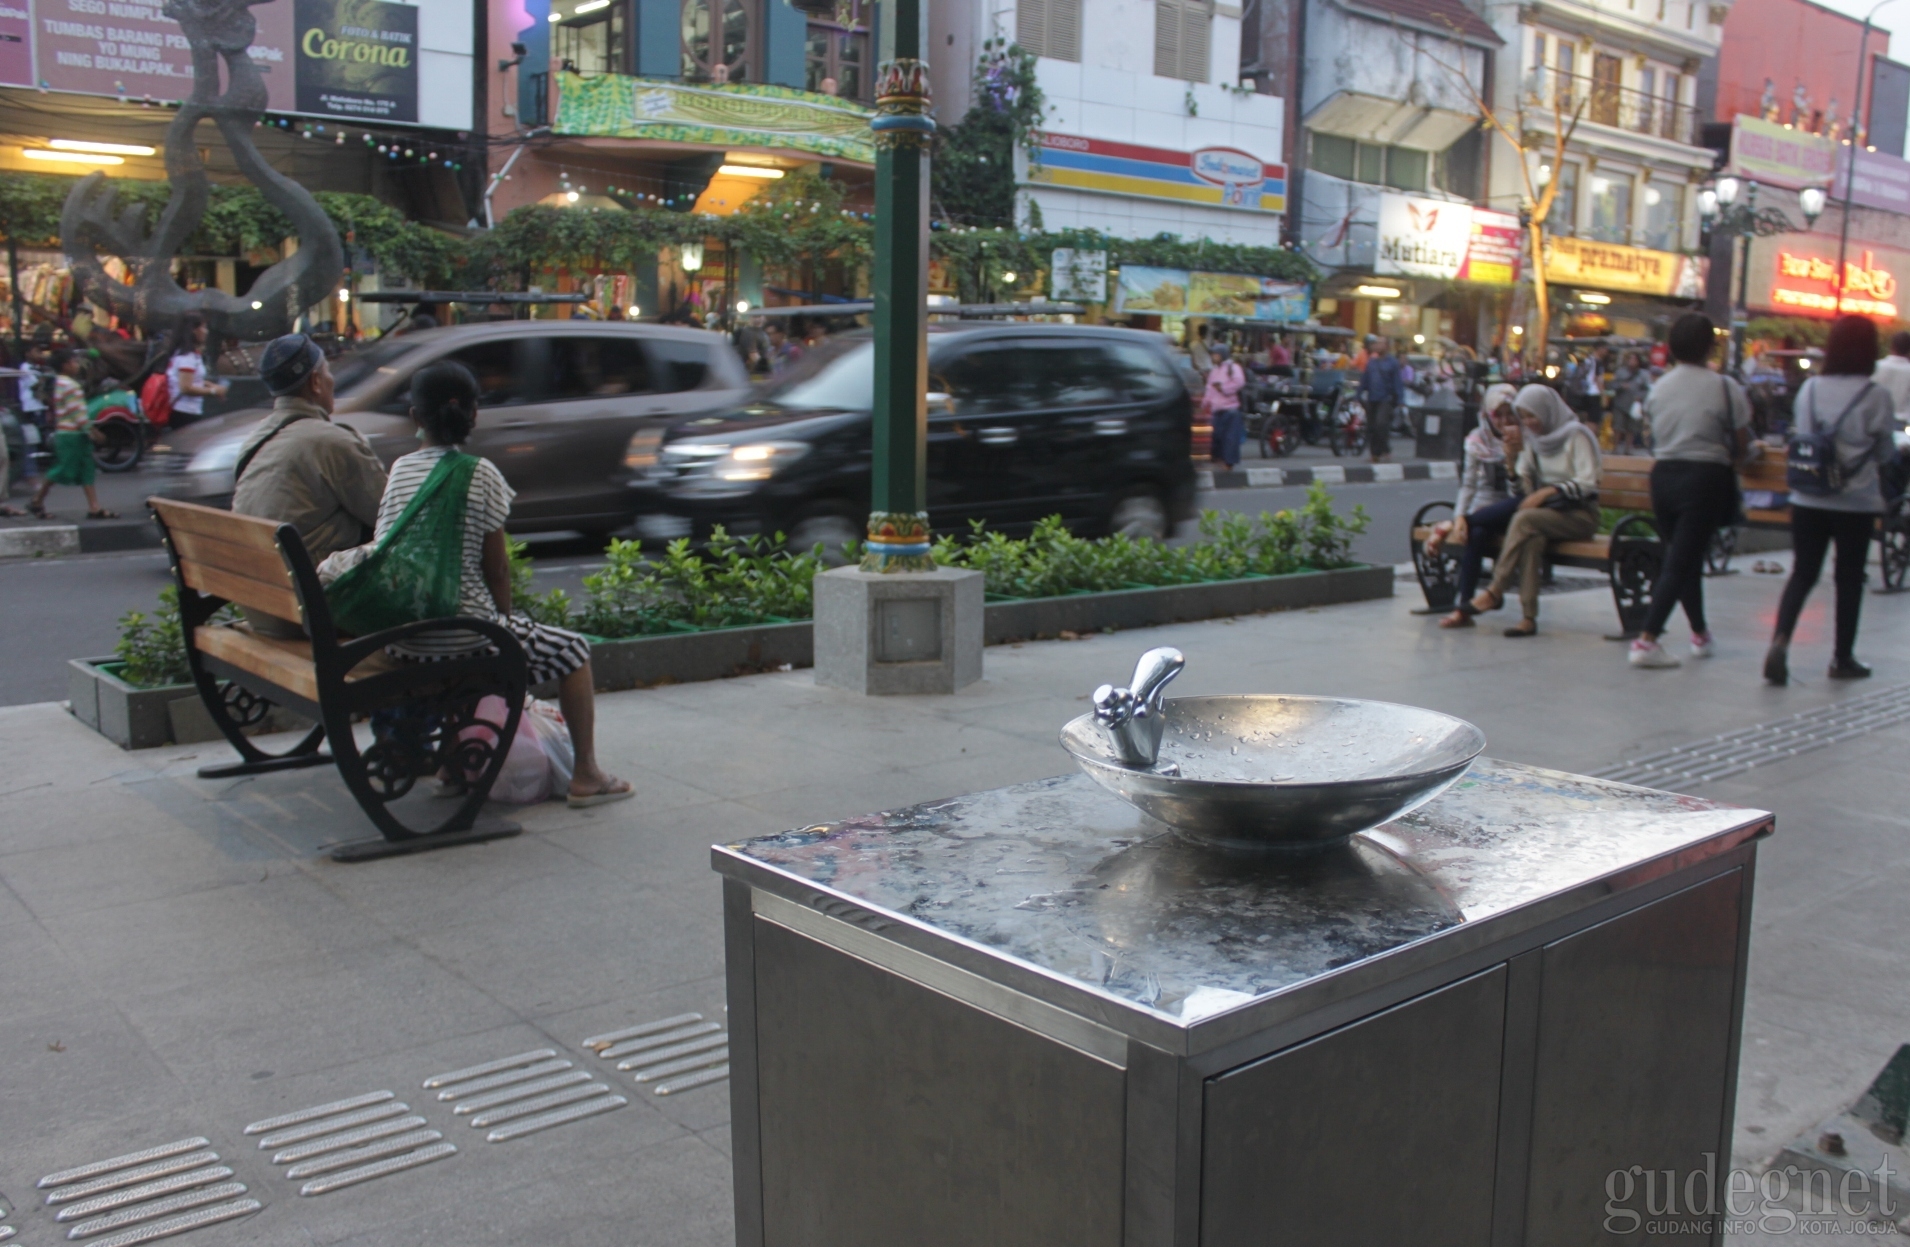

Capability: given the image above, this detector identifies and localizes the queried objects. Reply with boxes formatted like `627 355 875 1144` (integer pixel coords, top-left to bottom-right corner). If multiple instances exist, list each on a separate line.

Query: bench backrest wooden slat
151 498 306 623
167 526 297 589
181 560 306 623
151 497 283 552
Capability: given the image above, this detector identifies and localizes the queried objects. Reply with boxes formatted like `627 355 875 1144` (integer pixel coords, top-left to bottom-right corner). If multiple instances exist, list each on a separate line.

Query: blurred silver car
152 321 751 536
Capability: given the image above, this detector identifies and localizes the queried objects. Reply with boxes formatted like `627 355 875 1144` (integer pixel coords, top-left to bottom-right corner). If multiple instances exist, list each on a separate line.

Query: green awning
555 73 877 166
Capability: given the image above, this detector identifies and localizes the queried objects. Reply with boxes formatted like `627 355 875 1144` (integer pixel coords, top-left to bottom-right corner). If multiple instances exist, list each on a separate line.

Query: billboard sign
1543 237 1707 298
1459 208 1522 285
294 0 416 123
1747 234 1905 318
1728 115 1838 189
1376 193 1473 280
1030 132 1288 215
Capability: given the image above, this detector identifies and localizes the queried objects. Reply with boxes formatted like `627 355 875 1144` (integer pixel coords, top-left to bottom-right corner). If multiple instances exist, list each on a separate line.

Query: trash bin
1416 392 1468 461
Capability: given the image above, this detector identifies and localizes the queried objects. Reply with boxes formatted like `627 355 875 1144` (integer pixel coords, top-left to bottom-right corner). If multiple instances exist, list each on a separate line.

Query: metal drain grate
1595 683 1910 789
424 1050 625 1143
585 1013 730 1095
246 1091 453 1197
34 1136 259 1245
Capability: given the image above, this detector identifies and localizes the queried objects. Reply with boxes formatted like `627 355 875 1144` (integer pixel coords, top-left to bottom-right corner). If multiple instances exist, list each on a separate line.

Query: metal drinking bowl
1060 695 1486 850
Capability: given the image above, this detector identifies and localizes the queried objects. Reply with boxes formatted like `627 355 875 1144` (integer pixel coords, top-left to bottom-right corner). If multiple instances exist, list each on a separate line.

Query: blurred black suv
624 324 1197 555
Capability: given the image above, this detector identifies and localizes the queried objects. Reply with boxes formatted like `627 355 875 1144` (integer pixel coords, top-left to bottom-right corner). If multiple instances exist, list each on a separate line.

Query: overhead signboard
1747 234 1905 318
1542 236 1706 298
555 72 877 165
1459 208 1522 285
0 0 460 128
1029 131 1288 215
294 0 416 123
1374 194 1521 287
1728 115 1838 190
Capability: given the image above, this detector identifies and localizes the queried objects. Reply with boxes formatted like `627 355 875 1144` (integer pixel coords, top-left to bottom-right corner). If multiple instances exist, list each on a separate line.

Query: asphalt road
0 477 1451 707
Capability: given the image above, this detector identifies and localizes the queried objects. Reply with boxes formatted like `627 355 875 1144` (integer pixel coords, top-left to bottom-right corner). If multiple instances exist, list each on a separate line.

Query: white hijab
1514 384 1601 465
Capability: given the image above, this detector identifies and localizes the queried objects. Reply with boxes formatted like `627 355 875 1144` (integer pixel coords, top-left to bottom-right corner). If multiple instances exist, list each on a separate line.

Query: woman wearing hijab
1469 384 1602 636
1433 383 1524 628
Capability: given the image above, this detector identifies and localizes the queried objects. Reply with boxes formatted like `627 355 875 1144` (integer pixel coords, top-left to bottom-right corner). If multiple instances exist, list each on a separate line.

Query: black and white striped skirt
390 613 593 686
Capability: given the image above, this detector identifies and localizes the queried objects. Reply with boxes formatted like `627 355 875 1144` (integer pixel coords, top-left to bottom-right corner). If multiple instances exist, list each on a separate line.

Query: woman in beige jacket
1469 385 1602 636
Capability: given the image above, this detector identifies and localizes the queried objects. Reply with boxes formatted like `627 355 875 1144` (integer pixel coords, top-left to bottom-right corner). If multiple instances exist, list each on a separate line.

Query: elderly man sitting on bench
230 333 387 637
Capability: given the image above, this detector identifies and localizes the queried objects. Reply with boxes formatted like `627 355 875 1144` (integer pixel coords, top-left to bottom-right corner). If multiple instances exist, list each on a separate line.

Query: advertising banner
1250 279 1310 322
1189 271 1265 316
33 0 293 104
1836 145 1910 215
556 72 877 165
1029 132 1287 215
1458 209 1522 286
1745 234 1906 318
1729 115 1838 189
1376 192 1473 280
1543 236 1706 298
0 0 31 88
1115 265 1190 314
294 0 416 123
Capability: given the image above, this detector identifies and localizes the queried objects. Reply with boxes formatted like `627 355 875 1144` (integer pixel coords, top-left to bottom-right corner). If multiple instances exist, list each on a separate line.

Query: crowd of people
1429 311 1905 682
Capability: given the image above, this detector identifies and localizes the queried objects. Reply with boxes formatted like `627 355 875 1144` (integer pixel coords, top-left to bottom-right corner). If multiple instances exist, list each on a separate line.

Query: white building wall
1015 0 1287 245
1301 1 1486 118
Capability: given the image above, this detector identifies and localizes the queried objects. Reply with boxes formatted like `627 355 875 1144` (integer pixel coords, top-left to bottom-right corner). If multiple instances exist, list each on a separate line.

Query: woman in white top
166 312 228 426
1765 315 1899 684
1468 384 1602 636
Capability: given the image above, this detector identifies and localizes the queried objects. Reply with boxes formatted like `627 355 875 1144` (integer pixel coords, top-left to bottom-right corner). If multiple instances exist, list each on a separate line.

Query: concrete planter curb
68 657 309 750
579 564 1393 691
68 567 1394 746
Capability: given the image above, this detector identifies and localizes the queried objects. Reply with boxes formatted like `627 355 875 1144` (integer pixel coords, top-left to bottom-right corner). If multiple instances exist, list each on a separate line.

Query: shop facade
1742 233 1906 321
1541 236 1709 342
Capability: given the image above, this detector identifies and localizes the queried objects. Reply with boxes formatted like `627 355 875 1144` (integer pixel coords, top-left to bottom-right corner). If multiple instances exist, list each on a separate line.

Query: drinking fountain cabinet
712 762 1768 1247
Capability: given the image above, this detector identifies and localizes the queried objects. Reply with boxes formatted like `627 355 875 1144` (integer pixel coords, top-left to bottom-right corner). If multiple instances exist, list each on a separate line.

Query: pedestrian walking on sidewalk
1872 330 1910 424
1629 314 1754 669
1764 315 1897 684
1205 344 1247 469
26 349 116 520
1468 385 1602 636
1359 337 1402 463
1435 383 1523 628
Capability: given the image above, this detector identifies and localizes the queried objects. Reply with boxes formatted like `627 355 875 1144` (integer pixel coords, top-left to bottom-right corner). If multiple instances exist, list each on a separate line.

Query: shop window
1642 179 1682 250
683 0 749 83
1306 132 1430 191
1385 147 1428 191
1433 130 1484 200
1588 171 1633 243
1155 0 1211 83
554 0 626 75
1018 0 1082 62
805 3 869 101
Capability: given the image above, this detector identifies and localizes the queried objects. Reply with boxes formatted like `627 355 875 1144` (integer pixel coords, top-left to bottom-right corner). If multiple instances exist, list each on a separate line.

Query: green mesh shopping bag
324 452 480 637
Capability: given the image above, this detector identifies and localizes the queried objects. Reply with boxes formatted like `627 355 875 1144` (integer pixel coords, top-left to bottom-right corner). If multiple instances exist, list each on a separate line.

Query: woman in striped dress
368 361 632 809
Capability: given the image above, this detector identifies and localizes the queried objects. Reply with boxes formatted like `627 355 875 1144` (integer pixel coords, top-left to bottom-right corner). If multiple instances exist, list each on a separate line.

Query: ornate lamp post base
813 565 984 695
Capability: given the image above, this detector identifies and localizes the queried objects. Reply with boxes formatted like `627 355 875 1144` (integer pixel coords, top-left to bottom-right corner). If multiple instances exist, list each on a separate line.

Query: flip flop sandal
1503 621 1539 637
28 504 50 519
86 509 121 519
1437 613 1476 628
567 782 634 809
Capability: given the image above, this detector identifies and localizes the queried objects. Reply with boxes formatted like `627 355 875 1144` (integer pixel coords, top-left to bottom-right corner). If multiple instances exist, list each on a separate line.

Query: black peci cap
260 333 323 395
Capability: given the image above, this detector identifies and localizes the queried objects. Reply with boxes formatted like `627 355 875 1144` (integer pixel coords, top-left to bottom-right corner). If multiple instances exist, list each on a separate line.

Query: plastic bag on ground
458 694 572 804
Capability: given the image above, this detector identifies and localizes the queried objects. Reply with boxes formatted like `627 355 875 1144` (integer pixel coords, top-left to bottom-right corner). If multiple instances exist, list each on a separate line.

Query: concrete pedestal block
813 566 984 694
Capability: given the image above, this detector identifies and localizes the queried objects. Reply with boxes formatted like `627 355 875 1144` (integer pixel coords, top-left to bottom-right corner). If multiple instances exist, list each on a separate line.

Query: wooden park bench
149 497 531 861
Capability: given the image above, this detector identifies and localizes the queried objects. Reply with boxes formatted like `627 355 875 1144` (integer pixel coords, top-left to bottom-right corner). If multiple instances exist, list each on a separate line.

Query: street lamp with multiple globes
1699 177 1826 371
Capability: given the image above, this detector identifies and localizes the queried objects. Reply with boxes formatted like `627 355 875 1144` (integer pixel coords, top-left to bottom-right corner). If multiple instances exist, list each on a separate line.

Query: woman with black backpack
1765 315 1898 684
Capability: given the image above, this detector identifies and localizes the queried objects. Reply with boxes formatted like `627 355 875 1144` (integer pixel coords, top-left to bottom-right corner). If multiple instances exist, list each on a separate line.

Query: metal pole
1834 4 1889 312
7 233 21 363
862 0 935 573
1734 228 1752 373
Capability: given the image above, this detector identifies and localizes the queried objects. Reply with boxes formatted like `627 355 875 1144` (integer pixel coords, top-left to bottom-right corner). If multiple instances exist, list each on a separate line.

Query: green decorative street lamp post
862 0 935 573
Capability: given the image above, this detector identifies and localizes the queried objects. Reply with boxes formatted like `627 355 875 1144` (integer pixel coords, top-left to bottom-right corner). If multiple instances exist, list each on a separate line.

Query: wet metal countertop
711 760 1771 1056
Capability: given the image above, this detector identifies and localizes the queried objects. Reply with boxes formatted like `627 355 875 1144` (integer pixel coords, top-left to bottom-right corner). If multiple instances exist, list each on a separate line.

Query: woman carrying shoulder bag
1629 313 1754 669
1765 314 1897 684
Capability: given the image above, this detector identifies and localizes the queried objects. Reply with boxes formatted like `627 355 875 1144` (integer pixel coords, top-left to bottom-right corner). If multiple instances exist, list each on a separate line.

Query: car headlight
187 437 244 474
712 441 810 482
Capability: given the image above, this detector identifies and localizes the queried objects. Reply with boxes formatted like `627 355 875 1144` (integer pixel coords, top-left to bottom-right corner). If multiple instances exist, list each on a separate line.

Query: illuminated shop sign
1770 249 1900 317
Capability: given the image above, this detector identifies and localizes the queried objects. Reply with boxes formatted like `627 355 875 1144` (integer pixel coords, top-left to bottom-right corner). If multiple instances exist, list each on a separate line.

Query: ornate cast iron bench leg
1704 526 1739 577
1409 500 1460 614
319 635 531 862
1605 514 1662 641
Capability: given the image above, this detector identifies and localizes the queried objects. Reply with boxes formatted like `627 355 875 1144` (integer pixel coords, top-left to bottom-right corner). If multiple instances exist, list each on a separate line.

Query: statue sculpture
58 0 343 340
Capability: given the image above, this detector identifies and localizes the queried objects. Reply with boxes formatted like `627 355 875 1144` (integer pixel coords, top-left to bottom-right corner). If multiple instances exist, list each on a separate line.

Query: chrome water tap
1091 647 1185 767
